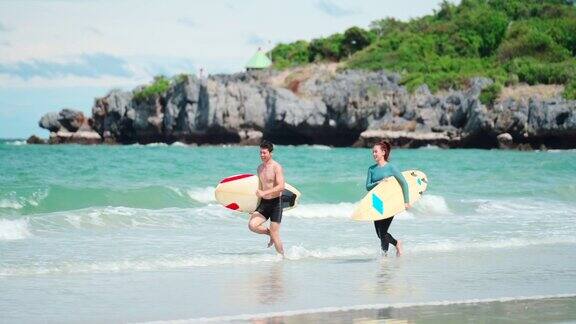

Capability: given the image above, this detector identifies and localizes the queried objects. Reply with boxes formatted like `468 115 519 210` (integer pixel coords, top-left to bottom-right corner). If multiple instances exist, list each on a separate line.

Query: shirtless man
248 141 285 255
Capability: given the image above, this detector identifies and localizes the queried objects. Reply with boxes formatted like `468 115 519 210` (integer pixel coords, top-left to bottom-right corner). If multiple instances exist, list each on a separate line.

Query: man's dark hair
260 140 274 152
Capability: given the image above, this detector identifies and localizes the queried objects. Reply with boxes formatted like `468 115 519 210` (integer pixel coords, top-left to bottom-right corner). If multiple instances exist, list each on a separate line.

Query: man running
248 141 285 255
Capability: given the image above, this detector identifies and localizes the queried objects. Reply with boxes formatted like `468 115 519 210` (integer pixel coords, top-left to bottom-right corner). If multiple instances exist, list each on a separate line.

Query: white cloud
0 0 445 137
0 53 132 79
0 54 203 87
0 0 441 65
84 26 104 36
0 74 142 89
316 0 359 17
246 34 269 46
178 17 199 28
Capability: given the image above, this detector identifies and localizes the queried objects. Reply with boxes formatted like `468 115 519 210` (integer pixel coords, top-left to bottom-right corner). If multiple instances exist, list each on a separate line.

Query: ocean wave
5 140 27 146
284 195 451 220
309 145 332 150
0 190 47 210
0 256 272 276
150 293 576 323
2 235 574 276
185 187 216 204
411 194 451 215
418 144 440 149
410 236 576 253
468 198 573 217
0 198 24 209
0 219 32 240
25 205 233 231
4 185 222 213
546 149 576 153
285 203 356 219
0 245 377 277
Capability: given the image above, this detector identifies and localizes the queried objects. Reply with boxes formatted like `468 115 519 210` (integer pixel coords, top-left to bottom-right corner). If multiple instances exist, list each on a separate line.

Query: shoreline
145 294 576 323
5 138 576 151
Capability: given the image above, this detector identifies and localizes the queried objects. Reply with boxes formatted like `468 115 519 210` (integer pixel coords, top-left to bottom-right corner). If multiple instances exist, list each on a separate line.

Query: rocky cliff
35 66 576 149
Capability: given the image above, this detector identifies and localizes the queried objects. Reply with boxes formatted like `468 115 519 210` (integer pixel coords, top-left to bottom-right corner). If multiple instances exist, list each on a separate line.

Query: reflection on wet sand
254 262 285 305
245 296 576 324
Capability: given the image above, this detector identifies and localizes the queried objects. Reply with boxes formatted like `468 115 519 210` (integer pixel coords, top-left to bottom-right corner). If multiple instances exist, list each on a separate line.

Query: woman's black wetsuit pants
374 217 397 252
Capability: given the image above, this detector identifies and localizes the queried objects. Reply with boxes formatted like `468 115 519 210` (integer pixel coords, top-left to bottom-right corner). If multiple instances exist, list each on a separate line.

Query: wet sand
218 295 576 323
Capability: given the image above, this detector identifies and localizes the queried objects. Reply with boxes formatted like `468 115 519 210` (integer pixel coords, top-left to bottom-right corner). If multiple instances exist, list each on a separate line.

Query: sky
0 0 447 138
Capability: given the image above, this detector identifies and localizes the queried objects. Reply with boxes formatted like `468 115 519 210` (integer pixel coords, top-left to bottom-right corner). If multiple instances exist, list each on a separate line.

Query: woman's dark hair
260 140 274 152
375 140 391 161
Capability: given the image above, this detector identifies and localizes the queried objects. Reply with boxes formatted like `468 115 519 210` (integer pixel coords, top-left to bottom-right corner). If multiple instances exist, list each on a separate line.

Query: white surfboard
352 170 428 221
214 174 301 213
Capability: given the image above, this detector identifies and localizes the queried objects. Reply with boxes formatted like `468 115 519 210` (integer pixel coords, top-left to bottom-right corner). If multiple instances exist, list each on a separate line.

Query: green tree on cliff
270 0 576 98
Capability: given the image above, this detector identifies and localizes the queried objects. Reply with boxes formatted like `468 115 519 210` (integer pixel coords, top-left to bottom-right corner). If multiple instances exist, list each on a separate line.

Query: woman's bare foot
395 240 403 256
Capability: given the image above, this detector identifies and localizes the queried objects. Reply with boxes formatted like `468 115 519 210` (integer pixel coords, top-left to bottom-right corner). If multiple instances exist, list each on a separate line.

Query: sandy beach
184 295 576 323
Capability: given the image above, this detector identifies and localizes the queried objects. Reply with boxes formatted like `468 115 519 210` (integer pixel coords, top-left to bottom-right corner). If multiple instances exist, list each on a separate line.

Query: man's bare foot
396 240 403 256
267 236 274 248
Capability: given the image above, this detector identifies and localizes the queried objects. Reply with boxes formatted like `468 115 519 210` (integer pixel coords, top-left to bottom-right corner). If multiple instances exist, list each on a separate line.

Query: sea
1 139 575 323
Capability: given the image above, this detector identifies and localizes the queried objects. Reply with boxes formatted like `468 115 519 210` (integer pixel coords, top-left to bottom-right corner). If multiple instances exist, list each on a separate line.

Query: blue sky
0 0 446 138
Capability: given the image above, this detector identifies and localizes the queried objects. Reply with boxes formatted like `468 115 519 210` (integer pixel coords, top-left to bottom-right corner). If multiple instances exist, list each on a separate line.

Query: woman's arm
392 165 410 204
366 167 378 191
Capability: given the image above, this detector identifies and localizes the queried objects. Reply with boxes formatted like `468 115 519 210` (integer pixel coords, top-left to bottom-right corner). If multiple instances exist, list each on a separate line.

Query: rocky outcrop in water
37 68 576 149
37 108 101 144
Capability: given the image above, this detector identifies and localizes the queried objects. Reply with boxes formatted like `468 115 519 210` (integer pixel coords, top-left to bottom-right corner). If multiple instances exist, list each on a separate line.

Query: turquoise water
1 140 575 322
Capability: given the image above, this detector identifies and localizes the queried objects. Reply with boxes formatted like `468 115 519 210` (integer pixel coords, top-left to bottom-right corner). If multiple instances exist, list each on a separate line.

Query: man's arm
256 165 263 190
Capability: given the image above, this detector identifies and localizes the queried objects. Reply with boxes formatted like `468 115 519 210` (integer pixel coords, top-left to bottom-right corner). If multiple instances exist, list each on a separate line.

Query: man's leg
248 212 269 235
269 221 284 255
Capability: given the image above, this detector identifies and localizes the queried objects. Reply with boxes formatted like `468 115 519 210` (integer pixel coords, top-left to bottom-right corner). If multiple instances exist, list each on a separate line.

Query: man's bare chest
258 166 276 184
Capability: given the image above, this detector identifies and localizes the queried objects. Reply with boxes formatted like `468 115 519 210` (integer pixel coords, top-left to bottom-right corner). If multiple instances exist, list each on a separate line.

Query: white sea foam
185 187 216 204
284 245 376 260
0 219 32 240
146 293 576 323
410 236 576 254
26 189 48 207
286 195 450 220
284 203 356 219
50 206 189 229
168 186 216 204
145 142 169 147
171 141 188 147
0 246 378 277
309 144 332 150
411 194 451 215
0 190 48 209
62 207 139 229
0 198 24 209
546 149 576 153
27 205 232 231
469 198 572 218
2 235 574 276
6 140 27 146
419 144 440 149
